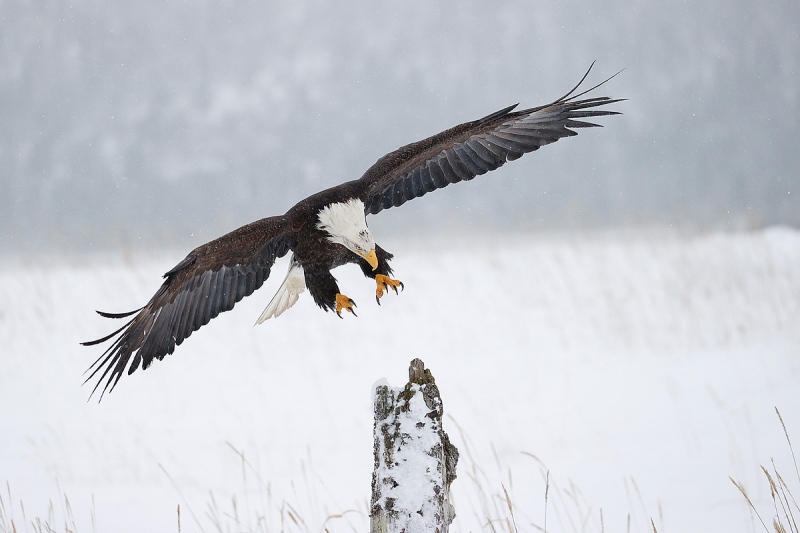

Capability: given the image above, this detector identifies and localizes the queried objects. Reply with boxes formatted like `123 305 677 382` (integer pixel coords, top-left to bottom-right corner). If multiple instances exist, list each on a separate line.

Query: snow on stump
370 358 459 533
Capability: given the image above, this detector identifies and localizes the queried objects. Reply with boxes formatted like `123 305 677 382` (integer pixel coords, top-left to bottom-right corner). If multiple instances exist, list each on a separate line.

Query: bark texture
370 358 459 533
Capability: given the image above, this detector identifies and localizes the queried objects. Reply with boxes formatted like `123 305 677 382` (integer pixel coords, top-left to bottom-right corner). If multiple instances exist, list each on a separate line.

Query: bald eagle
84 66 622 398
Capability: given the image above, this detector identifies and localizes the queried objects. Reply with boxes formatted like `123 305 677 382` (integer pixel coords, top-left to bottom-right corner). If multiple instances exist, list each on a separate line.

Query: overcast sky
2 0 798 254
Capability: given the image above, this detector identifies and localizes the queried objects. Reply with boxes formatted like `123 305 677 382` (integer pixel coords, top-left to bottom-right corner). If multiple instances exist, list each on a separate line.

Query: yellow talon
335 293 357 317
375 274 404 304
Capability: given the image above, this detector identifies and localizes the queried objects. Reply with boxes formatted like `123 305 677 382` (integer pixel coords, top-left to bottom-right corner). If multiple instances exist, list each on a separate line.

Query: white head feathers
316 198 375 255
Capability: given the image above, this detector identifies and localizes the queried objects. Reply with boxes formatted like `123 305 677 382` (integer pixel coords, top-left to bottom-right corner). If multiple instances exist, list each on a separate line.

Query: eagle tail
255 257 306 324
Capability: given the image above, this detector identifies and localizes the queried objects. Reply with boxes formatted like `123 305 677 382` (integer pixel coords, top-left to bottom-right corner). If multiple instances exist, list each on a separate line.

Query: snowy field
1 227 799 532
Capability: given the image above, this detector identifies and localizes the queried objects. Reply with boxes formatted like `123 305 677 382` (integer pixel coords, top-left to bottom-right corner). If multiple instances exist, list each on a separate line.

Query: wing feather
83 215 294 399
466 138 503 167
427 160 445 190
475 136 509 160
444 150 471 182
359 65 623 215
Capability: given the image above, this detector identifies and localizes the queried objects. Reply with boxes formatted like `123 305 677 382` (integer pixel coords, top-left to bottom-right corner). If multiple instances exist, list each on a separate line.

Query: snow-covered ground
1 228 798 532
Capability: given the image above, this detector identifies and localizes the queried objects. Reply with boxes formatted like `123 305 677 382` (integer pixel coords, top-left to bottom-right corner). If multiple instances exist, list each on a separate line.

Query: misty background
2 0 798 256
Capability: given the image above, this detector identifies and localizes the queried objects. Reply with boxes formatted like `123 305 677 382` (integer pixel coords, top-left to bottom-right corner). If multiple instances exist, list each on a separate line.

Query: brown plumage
84 64 623 399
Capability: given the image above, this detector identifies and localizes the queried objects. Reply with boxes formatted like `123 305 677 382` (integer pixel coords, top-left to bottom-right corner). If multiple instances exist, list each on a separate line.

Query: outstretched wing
83 215 294 399
357 64 623 215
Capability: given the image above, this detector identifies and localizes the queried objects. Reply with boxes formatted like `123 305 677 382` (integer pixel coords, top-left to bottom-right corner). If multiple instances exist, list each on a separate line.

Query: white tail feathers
255 258 306 324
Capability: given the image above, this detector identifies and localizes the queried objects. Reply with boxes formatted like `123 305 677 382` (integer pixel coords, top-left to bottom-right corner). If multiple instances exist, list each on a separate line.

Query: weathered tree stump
370 358 459 533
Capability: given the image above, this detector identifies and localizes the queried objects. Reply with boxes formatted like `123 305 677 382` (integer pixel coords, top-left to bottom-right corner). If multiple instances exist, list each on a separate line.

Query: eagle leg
335 293 357 318
375 274 404 305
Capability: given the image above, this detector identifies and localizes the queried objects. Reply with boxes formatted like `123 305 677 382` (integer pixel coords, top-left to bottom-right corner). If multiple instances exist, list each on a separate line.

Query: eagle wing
357 65 623 215
83 215 294 399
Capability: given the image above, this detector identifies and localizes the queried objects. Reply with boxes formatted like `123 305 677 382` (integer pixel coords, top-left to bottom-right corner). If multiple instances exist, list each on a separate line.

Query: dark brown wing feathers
83 215 294 399
359 65 623 215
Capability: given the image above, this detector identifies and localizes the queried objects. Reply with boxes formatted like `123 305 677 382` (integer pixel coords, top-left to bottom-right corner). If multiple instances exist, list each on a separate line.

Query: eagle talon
375 274 404 302
335 293 357 317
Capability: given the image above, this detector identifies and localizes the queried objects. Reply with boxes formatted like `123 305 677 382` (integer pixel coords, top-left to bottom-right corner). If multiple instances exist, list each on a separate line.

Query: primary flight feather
84 65 623 399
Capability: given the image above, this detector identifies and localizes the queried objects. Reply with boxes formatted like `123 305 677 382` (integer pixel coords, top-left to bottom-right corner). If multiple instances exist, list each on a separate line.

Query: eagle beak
361 249 379 271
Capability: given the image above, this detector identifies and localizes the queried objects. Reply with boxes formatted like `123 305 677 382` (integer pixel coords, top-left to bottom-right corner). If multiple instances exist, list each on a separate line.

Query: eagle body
84 66 622 398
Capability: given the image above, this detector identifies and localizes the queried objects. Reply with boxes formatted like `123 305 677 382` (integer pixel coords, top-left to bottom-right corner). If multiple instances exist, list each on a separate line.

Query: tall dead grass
731 408 799 533
0 480 91 533
447 416 659 533
3 407 795 533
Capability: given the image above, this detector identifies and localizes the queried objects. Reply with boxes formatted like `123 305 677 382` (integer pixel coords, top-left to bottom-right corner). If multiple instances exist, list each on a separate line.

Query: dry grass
446 416 659 533
0 481 91 533
188 442 365 533
731 408 800 533
5 407 796 532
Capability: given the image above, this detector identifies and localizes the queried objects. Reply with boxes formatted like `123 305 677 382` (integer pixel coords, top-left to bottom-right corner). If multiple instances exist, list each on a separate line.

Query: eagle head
316 198 378 269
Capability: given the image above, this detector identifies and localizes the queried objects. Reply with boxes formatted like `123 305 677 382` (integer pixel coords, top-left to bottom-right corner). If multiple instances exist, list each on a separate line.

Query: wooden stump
370 358 459 533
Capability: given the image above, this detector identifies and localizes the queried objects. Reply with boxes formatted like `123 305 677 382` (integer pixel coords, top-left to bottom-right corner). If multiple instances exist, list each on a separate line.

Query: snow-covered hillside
1 228 798 532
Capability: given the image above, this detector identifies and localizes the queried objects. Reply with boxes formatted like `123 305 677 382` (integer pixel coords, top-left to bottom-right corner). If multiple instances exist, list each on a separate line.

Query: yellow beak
360 249 379 271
